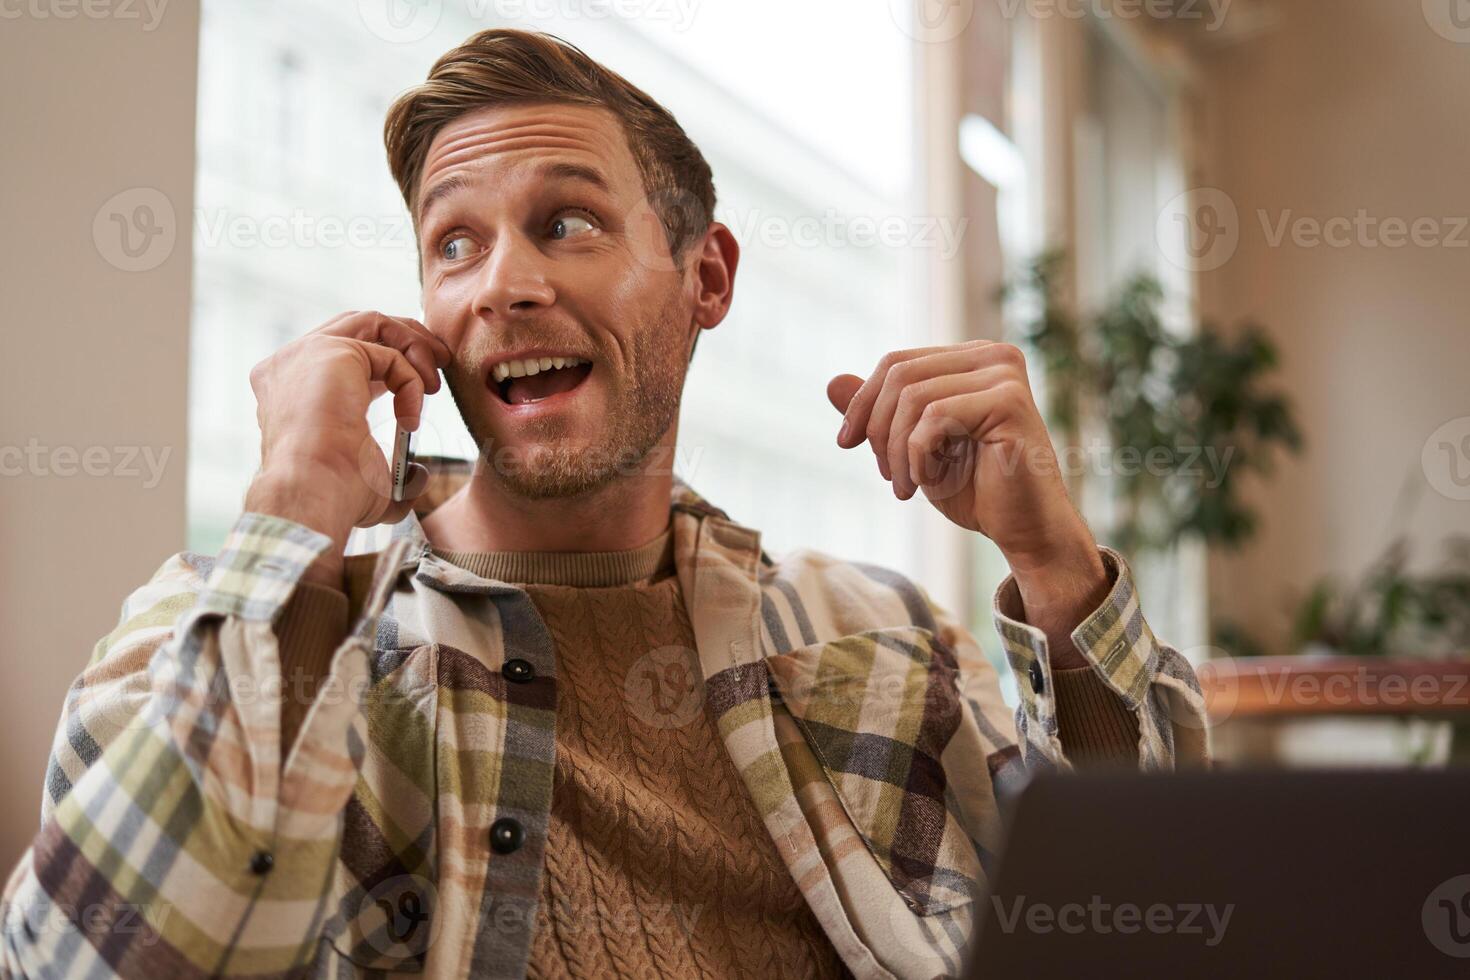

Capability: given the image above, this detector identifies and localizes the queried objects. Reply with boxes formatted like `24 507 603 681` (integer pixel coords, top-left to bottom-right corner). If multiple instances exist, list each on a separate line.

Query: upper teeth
491 356 587 383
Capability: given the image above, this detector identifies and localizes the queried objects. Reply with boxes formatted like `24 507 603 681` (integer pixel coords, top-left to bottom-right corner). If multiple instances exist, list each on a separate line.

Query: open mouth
490 355 594 406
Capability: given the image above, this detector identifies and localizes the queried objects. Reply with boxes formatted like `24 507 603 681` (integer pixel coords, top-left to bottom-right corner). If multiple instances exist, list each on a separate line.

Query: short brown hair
384 29 715 261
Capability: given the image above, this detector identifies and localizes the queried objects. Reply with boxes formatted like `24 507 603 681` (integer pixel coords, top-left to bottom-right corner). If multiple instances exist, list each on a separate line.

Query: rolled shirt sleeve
991 546 1211 771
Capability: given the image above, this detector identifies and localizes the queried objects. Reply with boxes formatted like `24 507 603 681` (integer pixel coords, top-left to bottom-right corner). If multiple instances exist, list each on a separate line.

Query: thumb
826 373 864 415
368 462 431 528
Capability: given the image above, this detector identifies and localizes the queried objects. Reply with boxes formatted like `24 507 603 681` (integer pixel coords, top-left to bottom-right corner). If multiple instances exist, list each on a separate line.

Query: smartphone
391 426 413 503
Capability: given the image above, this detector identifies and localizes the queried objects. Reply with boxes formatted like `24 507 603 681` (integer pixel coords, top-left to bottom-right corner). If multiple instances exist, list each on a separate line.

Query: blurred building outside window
189 2 978 619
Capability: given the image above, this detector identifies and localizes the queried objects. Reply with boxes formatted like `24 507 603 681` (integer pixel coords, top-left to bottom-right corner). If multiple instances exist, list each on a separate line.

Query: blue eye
551 214 595 240
441 235 479 261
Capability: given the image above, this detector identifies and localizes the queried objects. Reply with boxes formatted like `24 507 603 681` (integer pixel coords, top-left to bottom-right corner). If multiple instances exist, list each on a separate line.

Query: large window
1075 18 1204 652
990 10 1206 652
191 2 956 598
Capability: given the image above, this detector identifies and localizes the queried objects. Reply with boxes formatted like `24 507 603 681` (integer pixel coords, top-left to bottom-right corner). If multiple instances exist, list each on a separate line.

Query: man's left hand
828 341 1109 666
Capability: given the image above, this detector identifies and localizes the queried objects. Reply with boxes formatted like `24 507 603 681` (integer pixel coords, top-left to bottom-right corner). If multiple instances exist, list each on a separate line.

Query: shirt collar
357 473 772 592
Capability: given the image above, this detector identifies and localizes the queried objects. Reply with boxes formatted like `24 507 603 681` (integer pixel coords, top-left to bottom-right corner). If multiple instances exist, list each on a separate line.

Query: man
2 29 1207 980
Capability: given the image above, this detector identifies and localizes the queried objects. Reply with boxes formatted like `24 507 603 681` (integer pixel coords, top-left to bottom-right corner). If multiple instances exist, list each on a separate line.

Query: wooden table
1196 656 1470 766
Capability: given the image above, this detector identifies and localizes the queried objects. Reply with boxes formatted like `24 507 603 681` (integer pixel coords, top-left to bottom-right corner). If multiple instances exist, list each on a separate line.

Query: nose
471 232 556 322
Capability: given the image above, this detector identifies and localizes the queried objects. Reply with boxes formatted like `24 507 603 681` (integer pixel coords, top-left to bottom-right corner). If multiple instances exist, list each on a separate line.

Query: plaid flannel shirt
2 477 1208 979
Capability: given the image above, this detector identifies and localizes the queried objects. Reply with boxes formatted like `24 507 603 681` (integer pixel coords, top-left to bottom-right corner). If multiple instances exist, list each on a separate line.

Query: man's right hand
242 311 452 587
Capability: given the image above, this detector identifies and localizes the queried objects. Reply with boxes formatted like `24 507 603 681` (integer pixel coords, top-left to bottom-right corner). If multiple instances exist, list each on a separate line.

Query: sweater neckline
432 521 674 587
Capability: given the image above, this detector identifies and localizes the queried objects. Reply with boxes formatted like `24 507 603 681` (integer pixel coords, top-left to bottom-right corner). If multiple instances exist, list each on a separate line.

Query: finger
347 312 450 367
316 310 361 332
365 315 446 395
836 347 939 453
837 340 999 453
866 350 994 493
356 342 426 430
906 387 1015 490
383 315 454 369
829 371 894 481
842 349 939 481
829 372 881 475
327 312 447 395
826 374 863 418
887 365 1012 498
909 413 979 500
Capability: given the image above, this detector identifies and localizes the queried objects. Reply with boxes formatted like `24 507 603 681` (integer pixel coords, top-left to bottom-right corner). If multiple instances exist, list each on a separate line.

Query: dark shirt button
249 850 274 876
502 658 535 684
1029 661 1045 696
490 818 525 854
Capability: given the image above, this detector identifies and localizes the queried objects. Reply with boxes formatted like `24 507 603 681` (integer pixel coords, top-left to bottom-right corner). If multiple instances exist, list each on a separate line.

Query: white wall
0 5 197 865
1197 0 1470 652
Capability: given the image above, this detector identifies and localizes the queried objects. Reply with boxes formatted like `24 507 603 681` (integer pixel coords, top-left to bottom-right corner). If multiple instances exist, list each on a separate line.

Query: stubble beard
444 295 689 501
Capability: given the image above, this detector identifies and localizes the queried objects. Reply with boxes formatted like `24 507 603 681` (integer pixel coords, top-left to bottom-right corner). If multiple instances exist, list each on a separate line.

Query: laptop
967 769 1470 978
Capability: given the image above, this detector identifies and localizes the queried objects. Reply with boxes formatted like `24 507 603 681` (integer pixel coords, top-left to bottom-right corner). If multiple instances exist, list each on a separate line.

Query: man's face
416 102 695 500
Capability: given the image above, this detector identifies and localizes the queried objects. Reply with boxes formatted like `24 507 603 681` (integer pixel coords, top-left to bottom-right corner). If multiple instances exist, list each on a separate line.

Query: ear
688 222 739 337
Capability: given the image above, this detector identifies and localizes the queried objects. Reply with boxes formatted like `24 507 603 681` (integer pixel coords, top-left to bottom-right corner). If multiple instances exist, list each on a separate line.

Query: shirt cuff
197 512 336 622
992 546 1157 739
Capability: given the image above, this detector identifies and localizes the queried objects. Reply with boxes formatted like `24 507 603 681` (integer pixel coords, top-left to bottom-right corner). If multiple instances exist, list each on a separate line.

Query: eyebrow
417 172 472 226
416 162 613 226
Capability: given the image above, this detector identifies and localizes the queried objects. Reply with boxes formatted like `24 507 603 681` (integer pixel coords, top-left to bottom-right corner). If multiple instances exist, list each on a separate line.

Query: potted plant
998 250 1302 557
1292 536 1470 660
1000 253 1470 760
